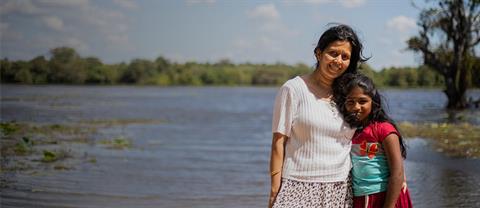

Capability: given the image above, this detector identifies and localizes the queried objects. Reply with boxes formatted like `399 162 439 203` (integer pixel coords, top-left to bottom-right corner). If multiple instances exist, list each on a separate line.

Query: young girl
333 73 413 208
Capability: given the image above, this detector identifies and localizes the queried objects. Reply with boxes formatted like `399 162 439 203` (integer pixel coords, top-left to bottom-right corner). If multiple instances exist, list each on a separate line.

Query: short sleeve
272 85 296 137
375 122 399 143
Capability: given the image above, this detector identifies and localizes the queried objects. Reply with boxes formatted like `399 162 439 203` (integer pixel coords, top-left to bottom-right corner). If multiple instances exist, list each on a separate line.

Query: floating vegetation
98 136 132 149
41 149 70 163
0 121 20 136
14 137 33 155
80 118 166 127
53 164 72 170
1 118 153 179
42 150 58 162
1 121 94 172
88 157 97 164
399 122 480 158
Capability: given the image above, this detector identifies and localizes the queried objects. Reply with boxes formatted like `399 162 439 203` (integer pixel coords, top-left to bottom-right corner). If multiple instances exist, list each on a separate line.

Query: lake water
1 85 479 208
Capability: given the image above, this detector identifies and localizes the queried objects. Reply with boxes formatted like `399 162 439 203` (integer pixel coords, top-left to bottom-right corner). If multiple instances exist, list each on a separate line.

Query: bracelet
271 170 281 176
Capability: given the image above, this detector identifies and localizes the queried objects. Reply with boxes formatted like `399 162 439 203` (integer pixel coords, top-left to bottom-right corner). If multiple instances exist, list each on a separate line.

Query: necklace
304 73 339 119
328 99 340 120
307 73 333 99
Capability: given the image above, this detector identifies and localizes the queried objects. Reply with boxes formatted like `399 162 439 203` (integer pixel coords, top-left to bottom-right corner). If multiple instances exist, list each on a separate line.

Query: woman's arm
383 133 404 208
268 132 288 208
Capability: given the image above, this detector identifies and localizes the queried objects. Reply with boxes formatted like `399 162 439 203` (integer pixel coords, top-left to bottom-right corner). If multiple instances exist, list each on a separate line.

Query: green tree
12 61 33 84
84 57 106 84
251 67 288 85
417 65 442 87
0 58 14 82
121 59 156 84
407 0 480 109
155 56 170 73
103 64 121 84
387 67 409 88
30 56 49 84
48 47 86 83
471 56 480 88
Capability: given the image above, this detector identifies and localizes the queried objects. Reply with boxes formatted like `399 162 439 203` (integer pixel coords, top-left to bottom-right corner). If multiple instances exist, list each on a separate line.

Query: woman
269 24 369 208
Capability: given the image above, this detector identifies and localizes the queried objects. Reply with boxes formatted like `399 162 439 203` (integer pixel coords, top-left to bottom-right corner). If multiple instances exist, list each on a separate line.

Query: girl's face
316 40 352 80
345 86 372 123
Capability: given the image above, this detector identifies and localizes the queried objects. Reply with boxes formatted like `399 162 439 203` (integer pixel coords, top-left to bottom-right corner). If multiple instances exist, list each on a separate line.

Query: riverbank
399 122 480 158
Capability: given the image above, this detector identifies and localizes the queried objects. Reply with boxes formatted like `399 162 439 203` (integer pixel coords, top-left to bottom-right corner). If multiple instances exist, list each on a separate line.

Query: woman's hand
268 133 287 208
268 189 278 208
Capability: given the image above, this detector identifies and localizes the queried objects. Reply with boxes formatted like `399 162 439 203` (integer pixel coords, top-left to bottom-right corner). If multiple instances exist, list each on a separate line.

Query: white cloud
0 0 134 60
112 0 138 10
0 0 41 15
0 22 23 41
234 3 302 63
340 0 366 8
247 3 299 36
37 0 90 8
64 37 89 52
42 15 64 31
186 0 216 5
248 3 280 21
232 38 253 49
284 0 332 4
107 34 130 46
387 16 416 33
284 0 364 8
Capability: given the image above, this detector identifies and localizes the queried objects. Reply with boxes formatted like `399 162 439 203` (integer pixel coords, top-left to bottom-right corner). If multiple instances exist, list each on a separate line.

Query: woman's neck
310 68 333 92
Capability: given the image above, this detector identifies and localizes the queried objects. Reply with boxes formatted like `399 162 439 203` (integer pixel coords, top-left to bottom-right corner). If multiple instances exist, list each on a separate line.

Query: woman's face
316 40 352 80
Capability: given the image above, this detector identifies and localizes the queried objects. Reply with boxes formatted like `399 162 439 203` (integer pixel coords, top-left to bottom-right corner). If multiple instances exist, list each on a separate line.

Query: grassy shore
399 122 480 158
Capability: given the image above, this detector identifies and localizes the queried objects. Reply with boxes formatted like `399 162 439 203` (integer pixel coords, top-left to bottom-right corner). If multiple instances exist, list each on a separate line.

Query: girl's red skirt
353 188 413 208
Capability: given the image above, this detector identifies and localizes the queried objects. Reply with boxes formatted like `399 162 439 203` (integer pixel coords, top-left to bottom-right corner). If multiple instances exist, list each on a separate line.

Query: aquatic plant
14 137 33 155
399 122 480 158
98 136 132 149
41 149 70 163
0 121 19 136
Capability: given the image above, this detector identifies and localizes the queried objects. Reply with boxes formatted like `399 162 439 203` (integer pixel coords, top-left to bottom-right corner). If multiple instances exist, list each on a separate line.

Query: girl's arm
268 132 288 208
383 133 404 208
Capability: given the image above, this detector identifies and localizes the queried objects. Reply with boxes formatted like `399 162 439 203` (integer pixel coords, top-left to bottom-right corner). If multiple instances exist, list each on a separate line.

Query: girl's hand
383 133 404 208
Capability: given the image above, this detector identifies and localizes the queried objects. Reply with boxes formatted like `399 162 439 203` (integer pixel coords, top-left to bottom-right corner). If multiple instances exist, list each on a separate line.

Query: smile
329 64 341 72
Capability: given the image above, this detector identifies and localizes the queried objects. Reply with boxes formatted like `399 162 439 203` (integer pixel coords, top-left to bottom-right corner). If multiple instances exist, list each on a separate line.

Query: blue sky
1 0 425 70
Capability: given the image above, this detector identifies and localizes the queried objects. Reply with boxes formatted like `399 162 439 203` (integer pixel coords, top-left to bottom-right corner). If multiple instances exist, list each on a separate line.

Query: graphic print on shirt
359 140 378 159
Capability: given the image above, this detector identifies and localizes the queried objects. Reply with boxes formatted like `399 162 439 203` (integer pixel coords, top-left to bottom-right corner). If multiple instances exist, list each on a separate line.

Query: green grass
399 122 480 158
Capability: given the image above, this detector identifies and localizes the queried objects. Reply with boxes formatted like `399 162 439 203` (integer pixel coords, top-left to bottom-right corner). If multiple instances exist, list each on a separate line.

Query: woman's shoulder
280 76 306 92
282 76 303 86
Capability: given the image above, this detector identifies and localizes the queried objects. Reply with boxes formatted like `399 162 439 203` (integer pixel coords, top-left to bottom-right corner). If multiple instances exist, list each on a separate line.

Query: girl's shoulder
369 121 399 142
371 121 396 130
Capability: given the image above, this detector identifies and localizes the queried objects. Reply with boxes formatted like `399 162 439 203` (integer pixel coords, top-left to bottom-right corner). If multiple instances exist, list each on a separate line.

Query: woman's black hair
314 24 369 75
333 73 407 158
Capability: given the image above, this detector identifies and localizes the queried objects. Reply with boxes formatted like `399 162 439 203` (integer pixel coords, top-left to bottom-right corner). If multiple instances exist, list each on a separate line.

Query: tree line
1 46 479 88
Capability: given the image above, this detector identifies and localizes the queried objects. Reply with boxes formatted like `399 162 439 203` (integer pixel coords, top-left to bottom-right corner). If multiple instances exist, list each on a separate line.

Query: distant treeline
1 47 479 88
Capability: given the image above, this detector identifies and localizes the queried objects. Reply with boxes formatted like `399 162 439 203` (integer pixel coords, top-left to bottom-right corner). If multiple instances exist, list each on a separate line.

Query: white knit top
272 76 355 182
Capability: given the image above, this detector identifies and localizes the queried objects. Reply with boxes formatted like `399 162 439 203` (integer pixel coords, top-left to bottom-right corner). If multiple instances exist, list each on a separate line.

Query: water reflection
405 139 480 207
